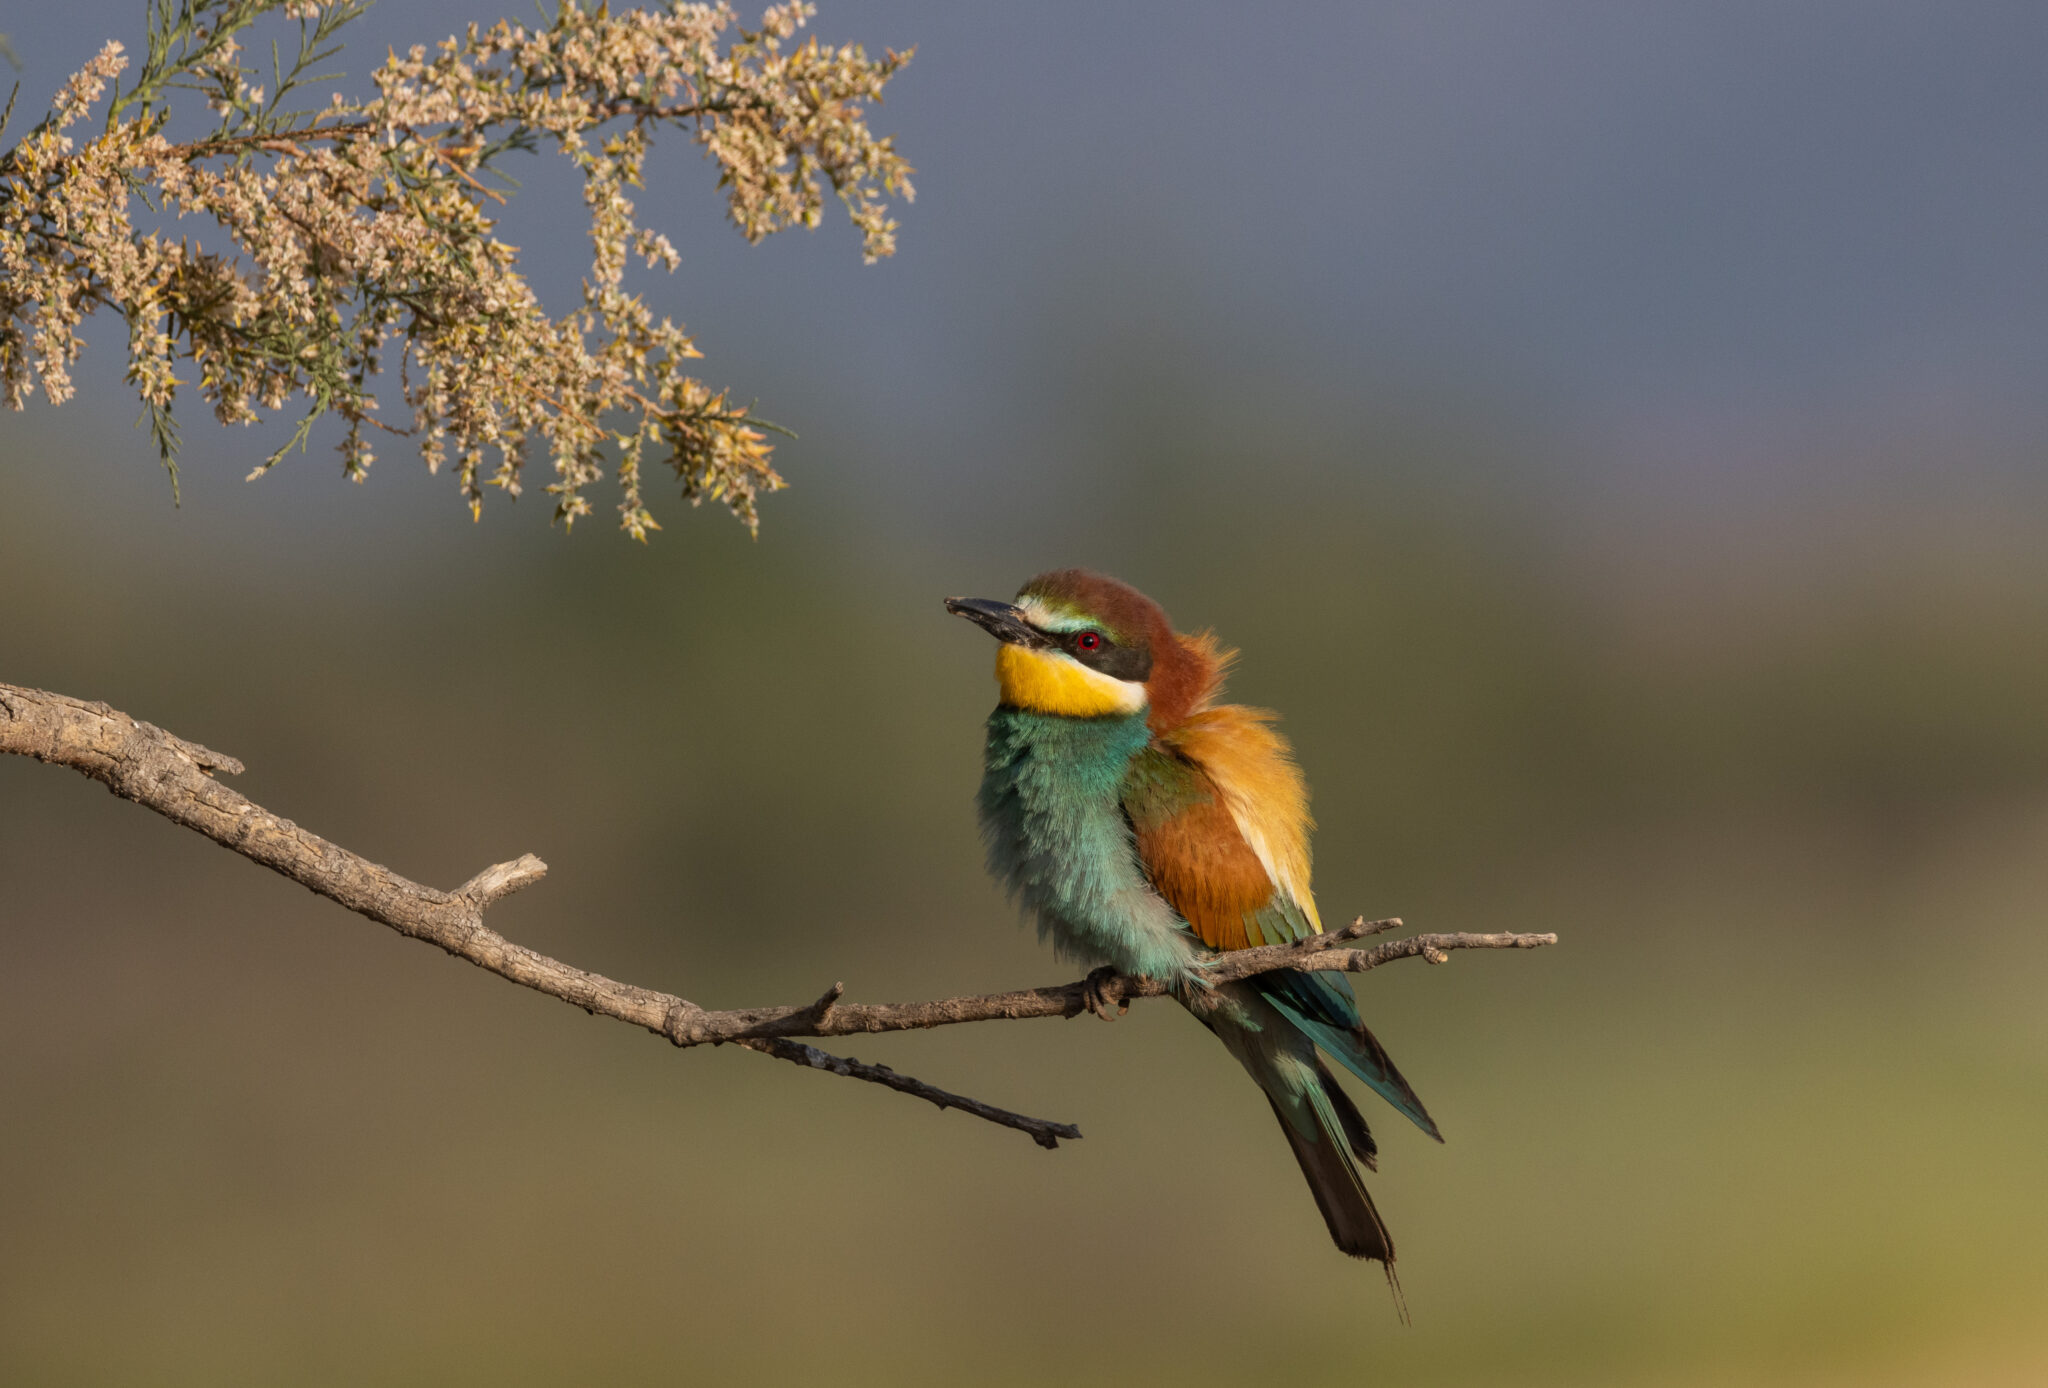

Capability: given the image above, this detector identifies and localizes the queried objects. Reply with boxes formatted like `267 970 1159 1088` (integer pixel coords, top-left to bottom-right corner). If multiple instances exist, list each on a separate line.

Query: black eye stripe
1058 627 1152 682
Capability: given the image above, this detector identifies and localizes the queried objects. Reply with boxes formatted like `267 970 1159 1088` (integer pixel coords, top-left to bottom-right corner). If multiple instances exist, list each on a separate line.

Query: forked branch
0 681 1555 1149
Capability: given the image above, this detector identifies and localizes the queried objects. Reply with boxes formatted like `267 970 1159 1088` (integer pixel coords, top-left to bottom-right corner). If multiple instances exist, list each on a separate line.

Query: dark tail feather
1316 1058 1378 1171
1265 1094 1394 1266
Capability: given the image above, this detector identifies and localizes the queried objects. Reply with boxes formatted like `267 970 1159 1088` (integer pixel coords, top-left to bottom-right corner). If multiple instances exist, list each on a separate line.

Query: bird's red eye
1076 631 1102 651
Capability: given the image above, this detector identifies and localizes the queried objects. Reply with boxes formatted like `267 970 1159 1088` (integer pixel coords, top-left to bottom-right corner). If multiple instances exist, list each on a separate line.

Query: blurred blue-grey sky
8 0 2048 528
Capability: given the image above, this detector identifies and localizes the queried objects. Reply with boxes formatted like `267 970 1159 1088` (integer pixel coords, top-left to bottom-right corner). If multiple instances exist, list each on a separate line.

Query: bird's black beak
945 596 1054 649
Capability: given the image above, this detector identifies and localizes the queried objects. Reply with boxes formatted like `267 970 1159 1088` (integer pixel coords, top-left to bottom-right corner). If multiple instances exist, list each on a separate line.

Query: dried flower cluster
0 0 912 534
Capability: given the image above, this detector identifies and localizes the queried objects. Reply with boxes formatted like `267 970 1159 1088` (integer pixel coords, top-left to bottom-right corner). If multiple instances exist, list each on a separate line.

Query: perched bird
947 569 1440 1279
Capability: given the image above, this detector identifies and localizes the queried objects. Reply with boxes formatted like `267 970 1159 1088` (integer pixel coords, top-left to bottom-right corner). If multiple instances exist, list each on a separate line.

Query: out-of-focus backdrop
6 3 2048 1384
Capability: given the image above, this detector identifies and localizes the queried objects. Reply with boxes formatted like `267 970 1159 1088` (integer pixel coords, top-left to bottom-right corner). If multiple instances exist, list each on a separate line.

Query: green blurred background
6 3 2048 1384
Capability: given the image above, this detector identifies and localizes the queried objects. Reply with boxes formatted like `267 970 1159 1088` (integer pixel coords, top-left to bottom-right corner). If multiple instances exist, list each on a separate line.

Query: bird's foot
1080 965 1127 1021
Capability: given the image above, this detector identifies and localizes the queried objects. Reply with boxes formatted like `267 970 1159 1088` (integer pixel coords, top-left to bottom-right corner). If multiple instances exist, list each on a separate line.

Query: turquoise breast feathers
976 706 1197 982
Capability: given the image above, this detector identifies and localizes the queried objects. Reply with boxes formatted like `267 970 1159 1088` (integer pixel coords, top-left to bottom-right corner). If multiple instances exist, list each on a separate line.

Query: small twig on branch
0 681 1556 1150
738 1038 1082 1150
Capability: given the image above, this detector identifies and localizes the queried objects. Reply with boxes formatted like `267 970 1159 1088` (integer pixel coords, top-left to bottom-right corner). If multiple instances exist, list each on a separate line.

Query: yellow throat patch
996 644 1147 718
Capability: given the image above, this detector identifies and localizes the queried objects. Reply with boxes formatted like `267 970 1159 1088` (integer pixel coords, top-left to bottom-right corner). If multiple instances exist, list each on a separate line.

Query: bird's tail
1264 1061 1395 1265
1200 985 1409 1310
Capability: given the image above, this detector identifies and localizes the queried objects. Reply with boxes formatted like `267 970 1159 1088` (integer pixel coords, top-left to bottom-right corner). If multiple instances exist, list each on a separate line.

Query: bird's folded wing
1120 703 1321 951
1121 705 1443 1140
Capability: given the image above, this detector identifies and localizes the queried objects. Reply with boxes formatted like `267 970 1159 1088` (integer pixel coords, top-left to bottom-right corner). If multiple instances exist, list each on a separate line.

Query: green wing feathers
1261 971 1442 1141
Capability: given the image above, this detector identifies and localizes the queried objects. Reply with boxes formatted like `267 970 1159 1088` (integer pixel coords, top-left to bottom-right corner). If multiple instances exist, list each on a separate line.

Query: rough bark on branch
0 681 1555 1149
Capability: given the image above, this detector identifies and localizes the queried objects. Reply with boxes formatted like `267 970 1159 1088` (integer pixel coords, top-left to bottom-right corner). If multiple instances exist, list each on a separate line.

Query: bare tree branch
0 681 1556 1149
0 680 1073 1142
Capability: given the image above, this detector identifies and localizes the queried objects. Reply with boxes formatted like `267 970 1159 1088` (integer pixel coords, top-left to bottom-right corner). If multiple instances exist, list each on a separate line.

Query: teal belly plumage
976 706 1198 984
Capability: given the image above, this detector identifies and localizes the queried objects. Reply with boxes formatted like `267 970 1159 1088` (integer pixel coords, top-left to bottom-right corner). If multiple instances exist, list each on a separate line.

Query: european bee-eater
948 570 1440 1274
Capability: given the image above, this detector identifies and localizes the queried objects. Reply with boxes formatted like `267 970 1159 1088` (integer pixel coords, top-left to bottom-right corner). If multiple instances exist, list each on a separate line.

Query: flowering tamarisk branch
0 1 913 534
